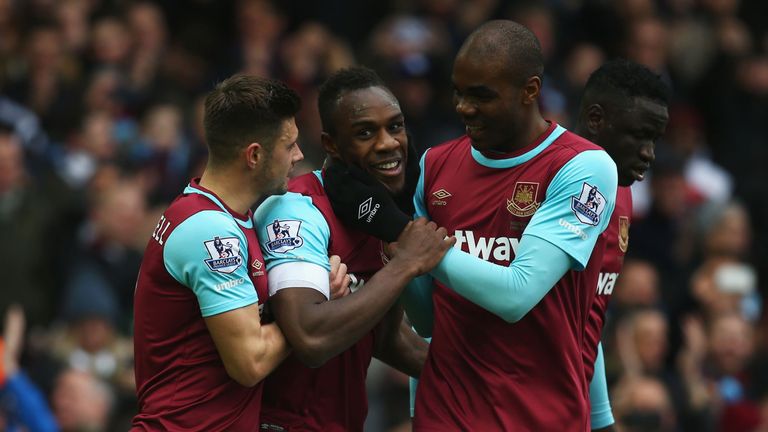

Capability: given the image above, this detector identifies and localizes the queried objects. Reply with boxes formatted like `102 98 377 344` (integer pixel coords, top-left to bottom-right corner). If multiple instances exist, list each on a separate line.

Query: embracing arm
431 234 572 322
268 258 421 368
205 305 289 386
372 305 429 378
163 210 290 387
430 149 618 322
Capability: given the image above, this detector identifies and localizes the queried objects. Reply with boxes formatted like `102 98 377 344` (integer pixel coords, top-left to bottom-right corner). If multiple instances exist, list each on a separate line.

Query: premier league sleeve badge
265 219 305 253
571 183 606 226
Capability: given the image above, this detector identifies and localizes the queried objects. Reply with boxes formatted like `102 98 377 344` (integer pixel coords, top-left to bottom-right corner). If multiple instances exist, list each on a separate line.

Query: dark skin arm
269 219 453 368
372 305 429 378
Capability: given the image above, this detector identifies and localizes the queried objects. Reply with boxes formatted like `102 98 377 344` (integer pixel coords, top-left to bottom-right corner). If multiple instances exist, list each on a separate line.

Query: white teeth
375 161 399 170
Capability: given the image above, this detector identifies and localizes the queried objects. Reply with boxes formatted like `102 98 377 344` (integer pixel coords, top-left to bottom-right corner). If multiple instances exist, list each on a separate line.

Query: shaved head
458 20 544 84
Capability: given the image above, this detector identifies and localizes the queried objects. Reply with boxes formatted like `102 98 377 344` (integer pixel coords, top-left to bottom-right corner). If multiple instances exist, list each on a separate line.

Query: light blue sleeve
427 150 616 323
402 150 435 336
164 211 258 318
400 275 434 337
431 234 571 322
253 192 331 272
410 376 418 418
413 150 430 219
524 150 618 270
409 336 431 418
590 342 615 429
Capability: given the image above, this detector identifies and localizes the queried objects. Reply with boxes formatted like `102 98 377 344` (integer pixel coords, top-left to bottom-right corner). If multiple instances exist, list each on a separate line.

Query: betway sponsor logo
454 230 519 261
596 272 618 295
215 278 245 292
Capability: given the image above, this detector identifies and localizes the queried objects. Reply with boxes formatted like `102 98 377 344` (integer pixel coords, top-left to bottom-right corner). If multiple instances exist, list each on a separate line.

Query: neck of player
199 168 258 215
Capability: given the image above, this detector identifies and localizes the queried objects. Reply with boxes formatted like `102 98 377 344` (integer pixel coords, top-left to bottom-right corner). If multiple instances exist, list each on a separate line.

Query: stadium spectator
52 368 113 432
0 305 59 432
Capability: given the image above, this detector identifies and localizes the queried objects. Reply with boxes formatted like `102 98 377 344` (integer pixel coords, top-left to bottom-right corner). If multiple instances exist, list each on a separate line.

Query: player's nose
455 97 477 118
638 142 655 163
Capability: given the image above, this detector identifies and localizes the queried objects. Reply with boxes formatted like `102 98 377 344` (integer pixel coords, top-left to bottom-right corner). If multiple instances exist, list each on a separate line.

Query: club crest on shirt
203 236 243 273
571 183 606 226
265 219 304 253
507 182 540 217
618 216 630 253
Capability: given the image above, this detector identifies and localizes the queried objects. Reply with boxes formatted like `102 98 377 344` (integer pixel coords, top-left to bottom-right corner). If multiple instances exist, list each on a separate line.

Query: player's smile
370 156 403 177
328 86 409 194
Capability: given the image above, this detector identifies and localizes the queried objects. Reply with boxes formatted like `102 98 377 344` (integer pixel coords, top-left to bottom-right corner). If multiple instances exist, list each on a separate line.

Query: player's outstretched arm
429 150 618 322
205 306 290 387
267 219 454 368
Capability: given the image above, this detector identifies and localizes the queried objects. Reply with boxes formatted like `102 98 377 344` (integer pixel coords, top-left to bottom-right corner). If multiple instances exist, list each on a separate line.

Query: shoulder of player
162 210 247 264
162 192 226 222
254 191 319 221
422 135 471 166
547 129 604 158
169 210 243 240
288 171 324 196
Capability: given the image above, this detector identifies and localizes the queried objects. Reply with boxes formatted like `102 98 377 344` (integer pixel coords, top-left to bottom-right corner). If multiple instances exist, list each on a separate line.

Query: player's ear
521 76 542 105
321 132 341 159
585 104 605 136
244 142 263 169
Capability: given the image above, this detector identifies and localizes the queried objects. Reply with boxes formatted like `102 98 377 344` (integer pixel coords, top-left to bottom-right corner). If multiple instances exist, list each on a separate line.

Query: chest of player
425 159 555 265
600 187 632 275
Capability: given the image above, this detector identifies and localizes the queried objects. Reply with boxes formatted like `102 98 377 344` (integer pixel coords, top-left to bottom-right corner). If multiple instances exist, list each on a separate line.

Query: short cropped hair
204 75 300 165
582 59 670 108
460 20 544 84
318 66 387 136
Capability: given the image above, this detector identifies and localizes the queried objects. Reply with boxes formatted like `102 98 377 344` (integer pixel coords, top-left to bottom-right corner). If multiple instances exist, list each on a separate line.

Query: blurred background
0 0 767 431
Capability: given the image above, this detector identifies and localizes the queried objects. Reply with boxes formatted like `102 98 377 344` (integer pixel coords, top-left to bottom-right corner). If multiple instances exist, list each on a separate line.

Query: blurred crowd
1 0 767 431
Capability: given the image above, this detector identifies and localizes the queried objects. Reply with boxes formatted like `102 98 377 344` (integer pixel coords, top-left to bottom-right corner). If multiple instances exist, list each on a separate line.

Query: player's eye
389 122 404 132
356 129 373 139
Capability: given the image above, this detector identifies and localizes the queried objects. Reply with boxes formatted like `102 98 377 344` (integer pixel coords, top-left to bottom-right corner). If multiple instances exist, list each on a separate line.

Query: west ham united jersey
253 171 385 432
413 123 615 431
133 179 269 431
583 186 633 382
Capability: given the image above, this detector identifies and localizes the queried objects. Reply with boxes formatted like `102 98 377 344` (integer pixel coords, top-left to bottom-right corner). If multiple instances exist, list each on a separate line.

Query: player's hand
329 255 351 299
388 218 455 276
324 139 420 242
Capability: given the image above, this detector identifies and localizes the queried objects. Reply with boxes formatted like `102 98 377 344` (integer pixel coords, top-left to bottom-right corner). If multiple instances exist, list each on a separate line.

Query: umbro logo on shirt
431 189 452 206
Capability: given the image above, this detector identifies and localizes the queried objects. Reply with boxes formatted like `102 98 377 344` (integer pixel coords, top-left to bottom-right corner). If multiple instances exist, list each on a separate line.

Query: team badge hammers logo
507 182 540 217
618 216 630 253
